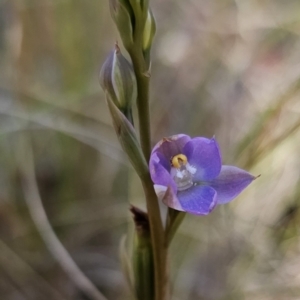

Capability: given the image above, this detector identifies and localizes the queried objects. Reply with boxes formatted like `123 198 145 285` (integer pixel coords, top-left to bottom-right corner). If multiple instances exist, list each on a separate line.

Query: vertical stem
129 47 168 300
128 48 151 161
141 176 168 300
165 209 186 247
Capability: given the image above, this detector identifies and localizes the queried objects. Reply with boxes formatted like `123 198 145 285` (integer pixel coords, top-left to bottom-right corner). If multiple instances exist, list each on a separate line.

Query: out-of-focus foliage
1 0 300 299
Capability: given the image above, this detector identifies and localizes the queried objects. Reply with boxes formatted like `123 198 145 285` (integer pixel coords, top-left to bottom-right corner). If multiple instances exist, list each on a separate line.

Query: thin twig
0 238 68 300
0 101 126 164
18 137 109 300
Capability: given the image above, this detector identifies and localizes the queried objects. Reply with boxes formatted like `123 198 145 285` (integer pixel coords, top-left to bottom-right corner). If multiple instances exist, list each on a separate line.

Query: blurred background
1 0 300 299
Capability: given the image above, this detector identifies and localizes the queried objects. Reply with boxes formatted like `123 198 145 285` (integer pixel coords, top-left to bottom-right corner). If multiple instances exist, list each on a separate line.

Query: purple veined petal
183 137 222 181
161 186 185 212
149 152 177 193
152 134 191 162
177 185 217 215
208 165 256 204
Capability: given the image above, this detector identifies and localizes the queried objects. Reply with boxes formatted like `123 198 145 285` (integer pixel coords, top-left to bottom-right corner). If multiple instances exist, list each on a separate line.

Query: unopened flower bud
142 9 156 51
99 44 137 111
109 0 134 48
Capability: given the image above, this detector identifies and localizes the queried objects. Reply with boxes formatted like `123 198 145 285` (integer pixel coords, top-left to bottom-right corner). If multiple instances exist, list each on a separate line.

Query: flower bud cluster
109 0 156 52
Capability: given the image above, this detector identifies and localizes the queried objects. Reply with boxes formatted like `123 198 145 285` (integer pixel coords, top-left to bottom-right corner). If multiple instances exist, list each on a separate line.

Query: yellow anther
171 154 188 168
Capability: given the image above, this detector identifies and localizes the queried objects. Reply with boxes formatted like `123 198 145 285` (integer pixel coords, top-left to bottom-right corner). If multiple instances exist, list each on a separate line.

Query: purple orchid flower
149 134 257 215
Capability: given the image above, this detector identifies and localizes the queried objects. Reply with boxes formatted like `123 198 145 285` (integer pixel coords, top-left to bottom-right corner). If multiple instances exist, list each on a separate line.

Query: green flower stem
140 175 168 300
165 209 186 247
128 48 151 161
128 47 168 300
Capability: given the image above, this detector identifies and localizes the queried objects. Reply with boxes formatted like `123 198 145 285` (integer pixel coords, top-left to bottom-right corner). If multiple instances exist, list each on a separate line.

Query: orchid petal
209 165 256 204
161 186 185 212
152 134 191 162
183 137 221 181
154 184 168 201
177 185 217 215
149 152 177 193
